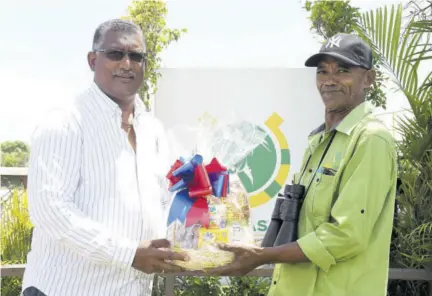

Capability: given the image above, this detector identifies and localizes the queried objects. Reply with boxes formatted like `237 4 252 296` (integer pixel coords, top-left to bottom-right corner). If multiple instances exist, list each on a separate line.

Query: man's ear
87 52 96 71
364 69 376 88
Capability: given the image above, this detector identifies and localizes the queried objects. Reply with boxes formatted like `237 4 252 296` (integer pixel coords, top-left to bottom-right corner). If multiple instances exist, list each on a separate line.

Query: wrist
113 239 140 269
132 241 149 267
261 242 309 265
260 246 279 264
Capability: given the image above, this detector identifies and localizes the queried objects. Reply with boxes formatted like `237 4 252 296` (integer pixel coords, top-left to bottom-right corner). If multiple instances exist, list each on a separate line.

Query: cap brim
305 52 361 68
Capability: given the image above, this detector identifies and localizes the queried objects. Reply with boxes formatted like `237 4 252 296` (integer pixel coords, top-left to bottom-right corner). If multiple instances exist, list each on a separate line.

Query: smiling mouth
114 75 135 82
322 90 342 93
322 90 343 96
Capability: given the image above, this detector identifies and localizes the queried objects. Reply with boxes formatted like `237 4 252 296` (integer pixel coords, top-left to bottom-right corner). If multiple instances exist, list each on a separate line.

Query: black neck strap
298 131 337 197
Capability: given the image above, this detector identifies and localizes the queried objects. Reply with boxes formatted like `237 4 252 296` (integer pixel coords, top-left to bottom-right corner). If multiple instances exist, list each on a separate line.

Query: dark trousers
22 287 47 296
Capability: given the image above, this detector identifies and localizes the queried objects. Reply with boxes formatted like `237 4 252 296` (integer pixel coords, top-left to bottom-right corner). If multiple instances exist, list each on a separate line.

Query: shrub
0 189 32 296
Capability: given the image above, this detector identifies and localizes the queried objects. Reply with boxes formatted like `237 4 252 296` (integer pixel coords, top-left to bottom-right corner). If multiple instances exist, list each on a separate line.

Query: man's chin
323 102 341 113
322 96 342 110
112 85 140 97
321 91 345 101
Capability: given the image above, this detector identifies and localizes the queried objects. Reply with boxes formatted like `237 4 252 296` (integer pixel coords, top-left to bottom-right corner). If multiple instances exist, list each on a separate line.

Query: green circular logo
235 128 277 193
200 112 290 208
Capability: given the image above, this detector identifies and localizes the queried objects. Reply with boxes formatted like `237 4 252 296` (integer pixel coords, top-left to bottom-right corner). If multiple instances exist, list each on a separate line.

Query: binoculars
261 184 305 247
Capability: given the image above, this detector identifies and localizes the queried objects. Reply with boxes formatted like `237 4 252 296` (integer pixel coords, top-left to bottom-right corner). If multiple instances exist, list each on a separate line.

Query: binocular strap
298 131 337 198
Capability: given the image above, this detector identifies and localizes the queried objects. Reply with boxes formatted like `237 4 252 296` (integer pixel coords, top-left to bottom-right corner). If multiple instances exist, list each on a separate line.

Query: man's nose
119 54 131 70
324 80 337 86
323 74 338 86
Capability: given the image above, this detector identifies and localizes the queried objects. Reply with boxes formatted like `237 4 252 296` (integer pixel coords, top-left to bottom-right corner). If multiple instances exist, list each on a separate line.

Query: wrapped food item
165 155 255 270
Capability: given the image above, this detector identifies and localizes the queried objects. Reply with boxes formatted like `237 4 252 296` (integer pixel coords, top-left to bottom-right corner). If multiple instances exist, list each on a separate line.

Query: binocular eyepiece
261 184 305 247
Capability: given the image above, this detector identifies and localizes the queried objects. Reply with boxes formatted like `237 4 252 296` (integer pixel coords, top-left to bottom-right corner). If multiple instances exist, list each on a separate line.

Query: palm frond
410 19 432 33
354 4 431 113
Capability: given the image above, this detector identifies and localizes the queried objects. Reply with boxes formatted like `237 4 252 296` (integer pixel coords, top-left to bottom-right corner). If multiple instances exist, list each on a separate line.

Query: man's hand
132 239 188 274
204 243 265 276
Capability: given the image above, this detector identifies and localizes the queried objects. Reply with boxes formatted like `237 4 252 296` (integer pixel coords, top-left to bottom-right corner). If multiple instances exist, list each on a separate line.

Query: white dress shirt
22 82 172 296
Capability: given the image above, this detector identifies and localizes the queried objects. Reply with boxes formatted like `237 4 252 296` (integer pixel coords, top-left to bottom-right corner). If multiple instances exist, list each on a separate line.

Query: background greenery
1 190 32 296
1 141 29 168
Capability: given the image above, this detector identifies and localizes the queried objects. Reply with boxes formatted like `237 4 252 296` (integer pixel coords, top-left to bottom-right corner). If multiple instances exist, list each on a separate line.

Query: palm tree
354 3 431 296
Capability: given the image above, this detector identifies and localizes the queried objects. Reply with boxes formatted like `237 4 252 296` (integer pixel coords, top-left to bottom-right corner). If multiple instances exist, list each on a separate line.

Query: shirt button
273 281 277 285
308 169 313 173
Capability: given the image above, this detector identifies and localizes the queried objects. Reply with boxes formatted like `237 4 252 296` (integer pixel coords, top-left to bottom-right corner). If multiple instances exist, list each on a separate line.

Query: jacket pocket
311 173 336 219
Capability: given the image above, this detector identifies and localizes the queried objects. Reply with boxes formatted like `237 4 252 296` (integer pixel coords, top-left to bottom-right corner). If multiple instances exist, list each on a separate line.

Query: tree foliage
1 190 32 295
1 141 29 167
123 0 187 109
304 0 361 38
303 0 387 109
151 274 271 296
406 0 432 22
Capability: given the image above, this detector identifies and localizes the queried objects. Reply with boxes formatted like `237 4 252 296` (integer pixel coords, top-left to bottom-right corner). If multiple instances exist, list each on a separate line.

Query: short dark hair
92 19 143 50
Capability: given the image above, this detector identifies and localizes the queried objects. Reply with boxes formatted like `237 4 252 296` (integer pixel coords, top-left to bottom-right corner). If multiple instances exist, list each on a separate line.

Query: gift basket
164 118 266 270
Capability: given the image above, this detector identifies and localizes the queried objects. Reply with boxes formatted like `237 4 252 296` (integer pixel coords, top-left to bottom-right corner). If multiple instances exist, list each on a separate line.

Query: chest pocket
310 172 337 220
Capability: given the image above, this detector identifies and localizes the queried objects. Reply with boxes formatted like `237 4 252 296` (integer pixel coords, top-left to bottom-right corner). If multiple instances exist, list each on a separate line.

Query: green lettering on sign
256 219 269 232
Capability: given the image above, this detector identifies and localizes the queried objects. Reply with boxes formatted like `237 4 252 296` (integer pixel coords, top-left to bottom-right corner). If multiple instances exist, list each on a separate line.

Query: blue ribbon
167 189 194 225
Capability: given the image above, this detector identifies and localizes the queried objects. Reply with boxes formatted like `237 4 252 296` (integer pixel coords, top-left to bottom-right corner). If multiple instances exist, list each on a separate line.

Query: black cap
305 33 373 69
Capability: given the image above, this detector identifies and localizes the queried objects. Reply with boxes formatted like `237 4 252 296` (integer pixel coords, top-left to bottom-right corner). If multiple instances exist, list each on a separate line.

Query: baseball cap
305 33 373 69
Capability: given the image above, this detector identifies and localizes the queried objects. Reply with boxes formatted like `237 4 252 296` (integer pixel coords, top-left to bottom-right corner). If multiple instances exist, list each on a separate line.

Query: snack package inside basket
165 119 265 271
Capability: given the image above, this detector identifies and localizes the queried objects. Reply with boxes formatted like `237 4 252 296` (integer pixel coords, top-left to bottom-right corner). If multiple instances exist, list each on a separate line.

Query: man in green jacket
206 33 397 296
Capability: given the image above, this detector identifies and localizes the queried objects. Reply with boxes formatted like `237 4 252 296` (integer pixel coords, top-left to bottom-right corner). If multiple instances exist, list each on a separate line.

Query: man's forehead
101 30 145 50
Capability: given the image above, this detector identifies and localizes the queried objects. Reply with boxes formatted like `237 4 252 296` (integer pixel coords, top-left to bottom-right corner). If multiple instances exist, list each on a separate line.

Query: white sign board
155 68 324 242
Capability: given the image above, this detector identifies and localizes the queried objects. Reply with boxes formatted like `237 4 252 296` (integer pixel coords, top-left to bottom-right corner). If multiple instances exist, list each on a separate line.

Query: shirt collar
335 101 373 135
309 101 373 137
133 93 147 118
90 81 147 119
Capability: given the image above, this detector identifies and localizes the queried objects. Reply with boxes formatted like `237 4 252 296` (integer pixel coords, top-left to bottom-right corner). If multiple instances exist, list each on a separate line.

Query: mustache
113 70 136 79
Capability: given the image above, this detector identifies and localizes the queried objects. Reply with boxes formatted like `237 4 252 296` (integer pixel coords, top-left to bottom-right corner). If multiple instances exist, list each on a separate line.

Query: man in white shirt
22 19 187 296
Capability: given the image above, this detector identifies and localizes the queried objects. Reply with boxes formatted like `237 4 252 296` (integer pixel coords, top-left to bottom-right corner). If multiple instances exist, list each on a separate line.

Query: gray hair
92 19 144 50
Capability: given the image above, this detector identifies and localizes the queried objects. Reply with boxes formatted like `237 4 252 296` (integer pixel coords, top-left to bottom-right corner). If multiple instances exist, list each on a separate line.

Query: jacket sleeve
27 110 139 268
297 134 397 272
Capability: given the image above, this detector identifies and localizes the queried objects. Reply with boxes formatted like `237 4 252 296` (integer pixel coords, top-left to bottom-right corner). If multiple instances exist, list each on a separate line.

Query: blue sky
0 0 413 143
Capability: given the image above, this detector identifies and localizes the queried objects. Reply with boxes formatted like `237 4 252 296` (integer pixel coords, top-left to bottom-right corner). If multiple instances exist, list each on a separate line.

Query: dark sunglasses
95 49 147 63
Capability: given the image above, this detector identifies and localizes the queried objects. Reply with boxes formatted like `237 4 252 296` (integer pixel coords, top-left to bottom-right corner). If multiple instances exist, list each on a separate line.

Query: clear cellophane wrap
165 115 266 270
